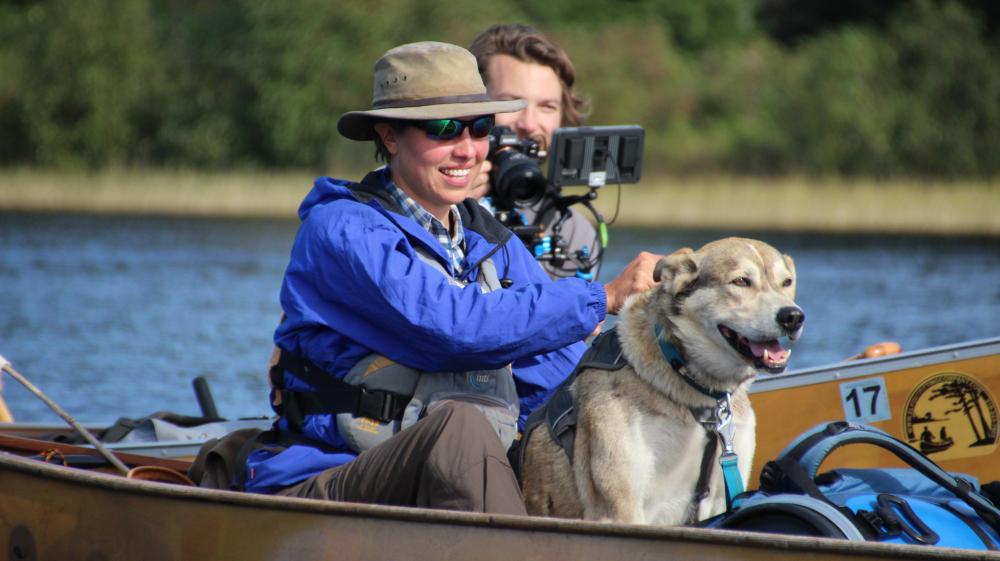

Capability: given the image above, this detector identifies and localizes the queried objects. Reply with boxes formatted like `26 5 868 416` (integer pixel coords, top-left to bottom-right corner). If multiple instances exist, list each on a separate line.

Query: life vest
270 240 520 453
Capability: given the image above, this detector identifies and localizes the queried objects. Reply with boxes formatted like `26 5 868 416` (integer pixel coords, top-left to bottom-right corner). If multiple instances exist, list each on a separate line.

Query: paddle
0 353 130 475
0 373 12 423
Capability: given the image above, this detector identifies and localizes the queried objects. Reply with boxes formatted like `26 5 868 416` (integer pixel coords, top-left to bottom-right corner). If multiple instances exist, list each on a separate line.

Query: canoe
751 336 1000 485
4 338 1000 559
0 440 989 561
0 417 274 461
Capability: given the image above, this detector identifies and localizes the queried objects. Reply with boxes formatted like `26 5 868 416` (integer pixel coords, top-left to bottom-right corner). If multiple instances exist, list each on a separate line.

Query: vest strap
275 352 410 426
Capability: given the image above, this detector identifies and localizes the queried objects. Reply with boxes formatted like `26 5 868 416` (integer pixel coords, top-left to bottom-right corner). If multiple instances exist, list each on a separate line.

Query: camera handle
533 187 606 279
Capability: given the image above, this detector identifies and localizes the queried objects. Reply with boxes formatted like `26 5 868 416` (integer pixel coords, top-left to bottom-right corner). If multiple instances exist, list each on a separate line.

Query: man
469 24 599 280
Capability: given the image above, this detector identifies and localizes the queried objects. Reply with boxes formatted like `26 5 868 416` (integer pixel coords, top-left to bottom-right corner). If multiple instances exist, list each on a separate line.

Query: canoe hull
0 451 983 561
751 337 1000 484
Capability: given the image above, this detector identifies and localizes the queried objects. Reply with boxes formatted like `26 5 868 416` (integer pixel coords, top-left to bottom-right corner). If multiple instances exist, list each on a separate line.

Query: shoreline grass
587 176 1000 236
2 169 998 236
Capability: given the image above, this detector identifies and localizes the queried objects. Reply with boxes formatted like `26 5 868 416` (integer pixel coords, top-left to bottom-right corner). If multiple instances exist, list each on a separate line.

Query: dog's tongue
750 340 789 364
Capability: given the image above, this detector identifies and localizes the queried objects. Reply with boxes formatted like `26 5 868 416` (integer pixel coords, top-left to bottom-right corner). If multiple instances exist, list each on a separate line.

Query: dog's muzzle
718 306 804 375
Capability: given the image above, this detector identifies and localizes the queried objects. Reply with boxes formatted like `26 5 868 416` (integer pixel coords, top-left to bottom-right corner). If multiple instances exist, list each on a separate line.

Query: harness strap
687 430 719 524
545 384 578 463
720 450 745 509
516 328 629 481
274 351 410 428
691 393 746 512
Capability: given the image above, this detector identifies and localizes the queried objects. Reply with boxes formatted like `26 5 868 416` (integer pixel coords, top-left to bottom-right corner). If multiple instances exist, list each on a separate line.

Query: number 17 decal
839 376 891 423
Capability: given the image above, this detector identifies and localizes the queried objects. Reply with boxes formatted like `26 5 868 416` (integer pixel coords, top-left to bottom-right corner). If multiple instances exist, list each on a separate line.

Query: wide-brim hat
337 41 526 141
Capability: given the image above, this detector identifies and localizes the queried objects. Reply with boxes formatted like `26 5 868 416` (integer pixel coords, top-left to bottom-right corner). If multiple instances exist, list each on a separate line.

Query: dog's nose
777 306 805 332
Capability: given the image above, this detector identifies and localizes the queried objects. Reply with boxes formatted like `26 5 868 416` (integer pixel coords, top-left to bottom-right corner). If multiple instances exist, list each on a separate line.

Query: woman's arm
285 203 604 372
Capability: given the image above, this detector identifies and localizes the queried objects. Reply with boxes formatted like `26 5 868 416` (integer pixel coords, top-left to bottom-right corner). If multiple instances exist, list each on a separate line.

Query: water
1 212 998 423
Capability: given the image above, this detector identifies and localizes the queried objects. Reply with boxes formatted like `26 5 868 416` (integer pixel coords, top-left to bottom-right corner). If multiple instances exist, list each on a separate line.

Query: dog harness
516 326 746 522
654 323 746 514
513 329 626 479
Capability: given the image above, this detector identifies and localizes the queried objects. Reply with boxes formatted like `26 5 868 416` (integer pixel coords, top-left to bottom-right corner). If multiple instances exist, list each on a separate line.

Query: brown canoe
1 435 993 561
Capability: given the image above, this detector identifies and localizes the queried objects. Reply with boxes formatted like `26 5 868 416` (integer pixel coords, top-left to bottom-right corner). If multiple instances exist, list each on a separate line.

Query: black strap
776 422 1000 534
275 351 410 426
686 431 719 524
515 327 630 479
545 384 578 463
768 456 879 539
545 328 629 460
577 328 631 372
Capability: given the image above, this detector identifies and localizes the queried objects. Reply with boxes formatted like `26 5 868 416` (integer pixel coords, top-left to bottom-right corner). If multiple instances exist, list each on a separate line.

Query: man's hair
469 23 589 126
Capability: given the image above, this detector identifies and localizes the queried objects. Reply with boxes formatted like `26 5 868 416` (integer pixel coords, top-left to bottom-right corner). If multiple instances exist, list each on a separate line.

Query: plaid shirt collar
384 179 466 276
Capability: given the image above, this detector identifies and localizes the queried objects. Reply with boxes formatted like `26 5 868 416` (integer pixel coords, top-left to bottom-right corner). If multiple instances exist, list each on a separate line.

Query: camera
486 126 551 211
486 125 646 280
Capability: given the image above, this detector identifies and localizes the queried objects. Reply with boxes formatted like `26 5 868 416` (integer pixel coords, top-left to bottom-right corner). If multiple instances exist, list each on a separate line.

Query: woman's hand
602 251 664 315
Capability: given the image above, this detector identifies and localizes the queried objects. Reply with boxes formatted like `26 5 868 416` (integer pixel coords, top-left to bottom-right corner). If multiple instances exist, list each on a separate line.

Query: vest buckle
356 387 401 423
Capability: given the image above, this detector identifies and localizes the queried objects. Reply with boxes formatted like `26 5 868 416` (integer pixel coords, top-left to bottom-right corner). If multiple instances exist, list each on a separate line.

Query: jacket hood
299 169 511 245
298 169 401 221
298 176 355 221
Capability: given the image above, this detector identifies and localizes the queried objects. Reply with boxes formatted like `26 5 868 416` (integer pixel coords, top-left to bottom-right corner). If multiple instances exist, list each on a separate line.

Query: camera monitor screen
547 125 644 188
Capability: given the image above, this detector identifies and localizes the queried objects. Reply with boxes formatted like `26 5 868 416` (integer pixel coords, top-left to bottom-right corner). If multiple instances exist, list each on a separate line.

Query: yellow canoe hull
751 337 1000 485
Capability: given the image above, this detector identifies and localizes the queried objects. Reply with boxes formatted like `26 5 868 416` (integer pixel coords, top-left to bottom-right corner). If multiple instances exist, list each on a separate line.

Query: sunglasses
412 115 495 140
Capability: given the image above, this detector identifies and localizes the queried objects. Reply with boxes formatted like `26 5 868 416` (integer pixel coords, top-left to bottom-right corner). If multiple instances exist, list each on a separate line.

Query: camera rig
487 125 645 280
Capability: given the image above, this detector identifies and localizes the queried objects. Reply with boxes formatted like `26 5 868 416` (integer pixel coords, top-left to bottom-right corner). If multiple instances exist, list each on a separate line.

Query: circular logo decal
903 372 998 461
467 372 495 391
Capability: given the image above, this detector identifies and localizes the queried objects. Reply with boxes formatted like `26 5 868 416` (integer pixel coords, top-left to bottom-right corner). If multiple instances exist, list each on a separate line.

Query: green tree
775 27 896 175
15 0 162 168
887 0 1000 176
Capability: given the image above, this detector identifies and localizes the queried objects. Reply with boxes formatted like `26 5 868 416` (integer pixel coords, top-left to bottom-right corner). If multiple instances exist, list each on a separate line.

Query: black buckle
876 494 940 545
759 460 784 493
856 509 892 537
356 388 399 424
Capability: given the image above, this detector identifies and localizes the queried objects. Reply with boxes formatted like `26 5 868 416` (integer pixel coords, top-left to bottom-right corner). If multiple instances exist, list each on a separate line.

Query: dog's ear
654 248 698 295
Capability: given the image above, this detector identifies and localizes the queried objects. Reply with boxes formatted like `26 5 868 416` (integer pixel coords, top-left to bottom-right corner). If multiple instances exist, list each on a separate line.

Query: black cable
500 242 513 288
603 151 624 227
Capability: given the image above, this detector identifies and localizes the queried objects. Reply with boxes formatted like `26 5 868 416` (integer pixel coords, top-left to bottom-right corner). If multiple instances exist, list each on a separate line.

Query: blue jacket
245 169 606 493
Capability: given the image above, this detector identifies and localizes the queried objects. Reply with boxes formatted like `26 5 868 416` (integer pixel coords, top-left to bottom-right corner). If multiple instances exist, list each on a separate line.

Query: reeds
2 170 998 235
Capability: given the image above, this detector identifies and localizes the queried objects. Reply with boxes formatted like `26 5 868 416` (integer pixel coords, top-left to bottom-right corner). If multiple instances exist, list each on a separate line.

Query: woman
250 41 660 515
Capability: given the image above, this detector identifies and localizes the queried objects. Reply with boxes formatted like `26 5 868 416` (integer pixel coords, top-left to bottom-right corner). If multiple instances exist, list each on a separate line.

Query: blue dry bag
702 421 1000 551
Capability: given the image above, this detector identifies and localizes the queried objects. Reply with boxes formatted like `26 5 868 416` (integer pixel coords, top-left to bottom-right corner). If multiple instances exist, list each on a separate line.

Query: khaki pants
276 401 527 516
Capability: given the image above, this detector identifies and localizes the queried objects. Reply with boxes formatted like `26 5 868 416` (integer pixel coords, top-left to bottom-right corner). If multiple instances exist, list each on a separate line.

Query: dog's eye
732 277 752 288
782 278 793 287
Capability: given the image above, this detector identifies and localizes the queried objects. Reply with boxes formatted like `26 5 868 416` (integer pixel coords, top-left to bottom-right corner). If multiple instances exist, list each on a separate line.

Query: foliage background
1 0 998 178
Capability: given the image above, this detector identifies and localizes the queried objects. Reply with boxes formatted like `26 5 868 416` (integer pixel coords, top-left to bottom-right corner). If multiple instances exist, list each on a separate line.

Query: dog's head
651 237 804 383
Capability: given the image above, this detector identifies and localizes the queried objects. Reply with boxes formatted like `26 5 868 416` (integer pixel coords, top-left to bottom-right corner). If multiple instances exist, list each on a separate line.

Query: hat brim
337 99 526 141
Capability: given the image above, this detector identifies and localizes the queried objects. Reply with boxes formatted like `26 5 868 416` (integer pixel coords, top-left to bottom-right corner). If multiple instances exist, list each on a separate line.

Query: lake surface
1 211 998 423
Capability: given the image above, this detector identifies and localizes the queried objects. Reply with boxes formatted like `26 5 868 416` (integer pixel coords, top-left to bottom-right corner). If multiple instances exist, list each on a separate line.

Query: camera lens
490 150 548 209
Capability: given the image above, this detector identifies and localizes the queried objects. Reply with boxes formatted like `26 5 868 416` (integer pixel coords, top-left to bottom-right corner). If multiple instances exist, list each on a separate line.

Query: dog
520 237 804 525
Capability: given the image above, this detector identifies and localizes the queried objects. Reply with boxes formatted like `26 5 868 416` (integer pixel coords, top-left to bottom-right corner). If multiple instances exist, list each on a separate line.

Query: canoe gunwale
752 335 1000 393
0 450 990 560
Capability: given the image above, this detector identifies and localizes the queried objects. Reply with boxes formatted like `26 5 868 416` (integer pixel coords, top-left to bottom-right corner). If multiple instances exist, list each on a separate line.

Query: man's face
484 54 563 152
